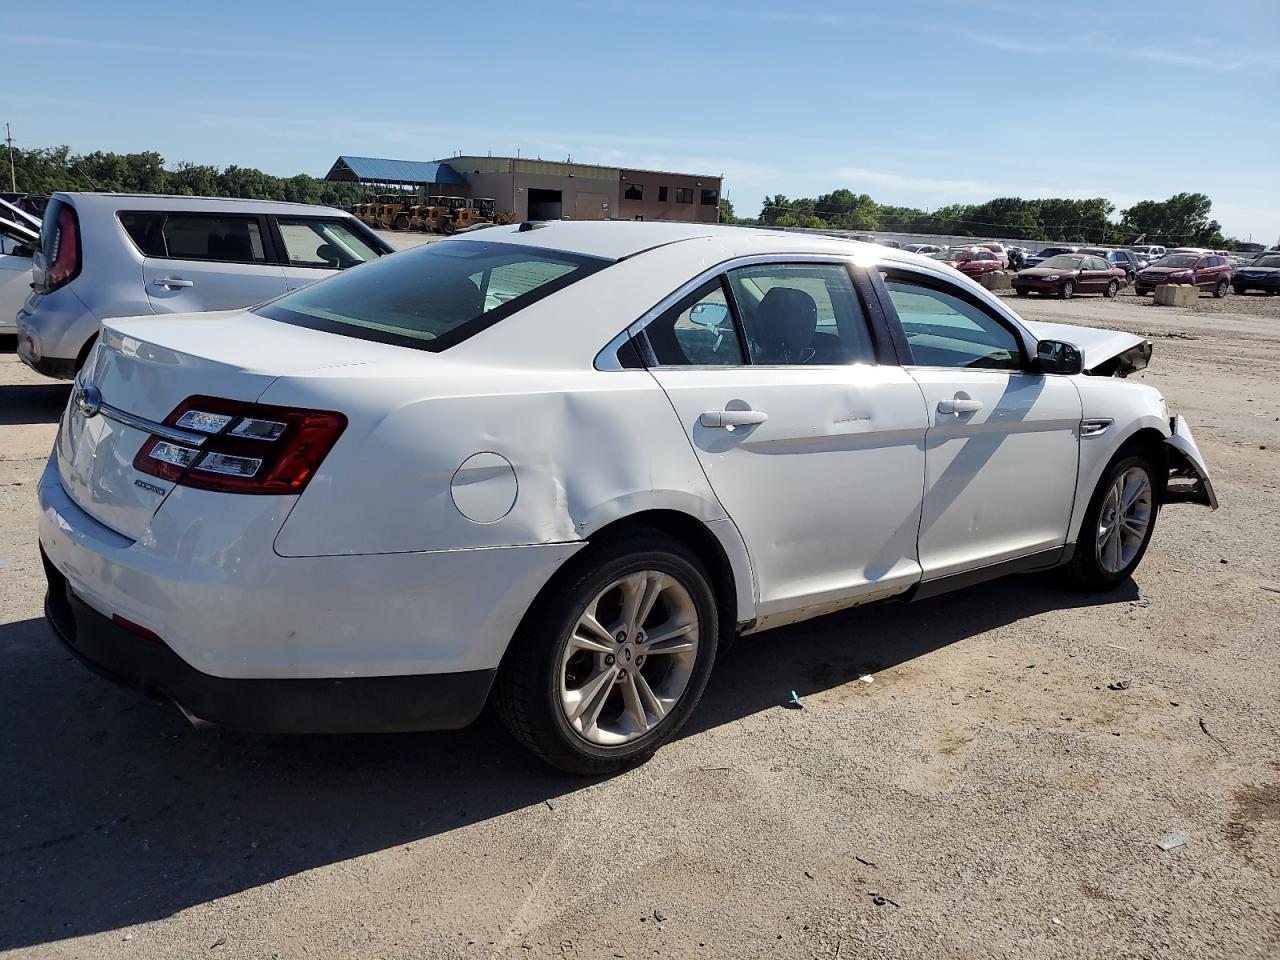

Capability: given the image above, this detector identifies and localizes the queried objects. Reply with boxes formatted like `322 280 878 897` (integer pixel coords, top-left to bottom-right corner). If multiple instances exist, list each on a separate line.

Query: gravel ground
1 285 1277 960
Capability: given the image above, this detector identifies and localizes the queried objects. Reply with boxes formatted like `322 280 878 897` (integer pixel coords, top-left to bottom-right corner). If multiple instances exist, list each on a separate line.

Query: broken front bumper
1165 415 1218 509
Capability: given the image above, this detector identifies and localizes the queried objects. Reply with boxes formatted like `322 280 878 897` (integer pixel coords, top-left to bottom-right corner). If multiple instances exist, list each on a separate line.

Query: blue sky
4 0 1278 241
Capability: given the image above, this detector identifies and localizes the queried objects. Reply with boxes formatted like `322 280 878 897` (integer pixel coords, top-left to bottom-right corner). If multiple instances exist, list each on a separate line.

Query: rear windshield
256 239 611 352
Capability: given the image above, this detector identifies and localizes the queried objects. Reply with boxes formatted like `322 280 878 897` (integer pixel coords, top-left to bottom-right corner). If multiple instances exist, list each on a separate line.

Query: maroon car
932 247 1003 280
1014 254 1125 299
1134 253 1233 298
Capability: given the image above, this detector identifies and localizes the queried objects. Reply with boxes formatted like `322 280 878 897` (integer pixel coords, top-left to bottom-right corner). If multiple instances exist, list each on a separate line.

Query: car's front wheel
1060 280 1075 299
495 529 719 774
1067 451 1160 591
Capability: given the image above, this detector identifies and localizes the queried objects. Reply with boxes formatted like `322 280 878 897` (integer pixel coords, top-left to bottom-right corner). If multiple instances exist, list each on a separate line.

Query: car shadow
0 381 69 426
0 574 1135 950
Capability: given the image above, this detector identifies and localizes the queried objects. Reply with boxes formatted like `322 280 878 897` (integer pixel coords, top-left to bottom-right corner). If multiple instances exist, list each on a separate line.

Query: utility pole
4 123 16 193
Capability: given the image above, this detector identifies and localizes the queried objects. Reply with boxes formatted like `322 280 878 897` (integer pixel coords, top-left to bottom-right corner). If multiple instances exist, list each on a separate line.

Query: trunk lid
55 309 410 539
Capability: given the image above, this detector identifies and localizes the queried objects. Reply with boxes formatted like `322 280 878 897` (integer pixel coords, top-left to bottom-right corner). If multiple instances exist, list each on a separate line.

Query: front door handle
938 396 984 415
700 409 769 428
153 277 194 289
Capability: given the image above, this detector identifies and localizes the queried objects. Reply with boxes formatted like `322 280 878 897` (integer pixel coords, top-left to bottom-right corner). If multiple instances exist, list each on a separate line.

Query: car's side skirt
907 545 1074 602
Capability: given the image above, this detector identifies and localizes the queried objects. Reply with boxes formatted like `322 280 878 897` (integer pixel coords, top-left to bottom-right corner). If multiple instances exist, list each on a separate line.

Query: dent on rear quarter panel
269 367 729 558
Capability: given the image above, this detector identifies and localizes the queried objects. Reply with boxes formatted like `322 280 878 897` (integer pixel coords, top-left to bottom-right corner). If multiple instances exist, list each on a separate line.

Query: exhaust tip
176 702 215 730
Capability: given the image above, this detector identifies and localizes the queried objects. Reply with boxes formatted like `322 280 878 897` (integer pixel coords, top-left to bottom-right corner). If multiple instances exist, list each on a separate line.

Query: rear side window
727 263 875 366
644 278 744 366
275 217 381 269
255 239 610 352
118 212 268 263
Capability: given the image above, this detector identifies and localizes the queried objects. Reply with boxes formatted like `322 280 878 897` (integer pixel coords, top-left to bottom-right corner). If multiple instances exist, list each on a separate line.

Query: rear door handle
700 409 768 428
938 397 984 415
153 277 194 289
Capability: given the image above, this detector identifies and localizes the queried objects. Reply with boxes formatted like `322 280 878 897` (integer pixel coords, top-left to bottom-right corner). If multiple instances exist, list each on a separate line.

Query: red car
1013 254 1126 299
932 247 1003 280
1134 253 1233 298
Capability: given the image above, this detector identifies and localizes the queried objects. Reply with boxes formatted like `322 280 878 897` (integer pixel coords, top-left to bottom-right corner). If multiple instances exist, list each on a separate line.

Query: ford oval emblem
75 385 103 419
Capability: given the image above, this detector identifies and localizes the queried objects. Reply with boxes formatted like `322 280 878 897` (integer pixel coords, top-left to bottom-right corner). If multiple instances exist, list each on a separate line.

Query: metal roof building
324 156 467 187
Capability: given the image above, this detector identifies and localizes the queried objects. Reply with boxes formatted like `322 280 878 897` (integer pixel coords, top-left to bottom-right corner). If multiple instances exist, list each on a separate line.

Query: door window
276 218 381 269
726 263 875 365
882 275 1023 370
162 215 267 263
644 278 744 366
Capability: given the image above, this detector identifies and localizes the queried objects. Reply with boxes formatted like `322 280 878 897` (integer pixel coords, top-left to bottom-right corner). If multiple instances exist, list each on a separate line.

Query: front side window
623 183 644 201
256 240 609 352
727 263 875 366
883 275 1022 371
644 278 744 366
276 218 381 269
675 187 694 204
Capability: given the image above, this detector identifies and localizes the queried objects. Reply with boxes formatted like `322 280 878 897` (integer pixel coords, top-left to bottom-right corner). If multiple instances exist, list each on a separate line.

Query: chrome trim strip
1080 418 1114 437
98 402 208 446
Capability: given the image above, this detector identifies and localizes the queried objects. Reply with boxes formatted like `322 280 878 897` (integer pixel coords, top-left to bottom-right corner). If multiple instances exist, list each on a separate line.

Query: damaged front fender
1164 415 1218 509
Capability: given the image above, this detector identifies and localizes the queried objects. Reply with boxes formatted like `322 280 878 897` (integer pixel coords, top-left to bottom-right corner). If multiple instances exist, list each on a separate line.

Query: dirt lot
1 285 1278 960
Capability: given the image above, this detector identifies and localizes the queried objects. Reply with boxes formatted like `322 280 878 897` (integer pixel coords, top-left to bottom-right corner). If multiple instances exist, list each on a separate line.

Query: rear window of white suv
255 239 611 352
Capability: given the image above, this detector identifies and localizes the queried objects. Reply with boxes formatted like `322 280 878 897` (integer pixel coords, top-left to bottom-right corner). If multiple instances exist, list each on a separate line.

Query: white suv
16 193 392 379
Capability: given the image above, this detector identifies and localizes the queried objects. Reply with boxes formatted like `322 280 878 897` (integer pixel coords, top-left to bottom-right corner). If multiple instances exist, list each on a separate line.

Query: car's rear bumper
42 551 496 732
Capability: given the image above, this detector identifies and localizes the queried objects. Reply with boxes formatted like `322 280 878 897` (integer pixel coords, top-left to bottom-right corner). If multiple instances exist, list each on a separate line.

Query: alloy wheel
558 571 700 747
1095 466 1153 574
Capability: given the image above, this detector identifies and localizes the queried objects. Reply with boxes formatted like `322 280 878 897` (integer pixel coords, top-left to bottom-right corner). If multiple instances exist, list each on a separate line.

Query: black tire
1126 270 1136 286
1104 280 1119 299
1060 280 1075 300
494 528 720 775
1015 288 1028 296
1066 451 1160 592
1213 280 1229 299
1233 286 1247 296
394 214 410 231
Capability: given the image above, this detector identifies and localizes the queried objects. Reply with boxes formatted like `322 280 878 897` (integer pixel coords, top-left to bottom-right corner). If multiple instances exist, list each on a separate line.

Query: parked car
902 243 943 255
1082 248 1142 285
976 243 1010 268
1130 244 1166 261
1014 254 1126 299
16 193 393 380
38 222 1217 773
932 247 1003 279
1134 253 1234 298
1025 245 1080 268
0 252 32 335
1232 252 1280 295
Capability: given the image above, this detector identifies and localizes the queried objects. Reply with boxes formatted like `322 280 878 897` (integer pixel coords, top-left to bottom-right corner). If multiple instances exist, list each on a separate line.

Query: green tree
1118 193 1223 247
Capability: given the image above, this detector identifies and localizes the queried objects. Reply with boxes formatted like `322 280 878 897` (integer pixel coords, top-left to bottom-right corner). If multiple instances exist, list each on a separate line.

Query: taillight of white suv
132 395 347 494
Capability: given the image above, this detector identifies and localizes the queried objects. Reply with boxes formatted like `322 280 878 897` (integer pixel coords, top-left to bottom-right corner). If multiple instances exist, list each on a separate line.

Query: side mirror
689 302 729 328
1037 339 1083 376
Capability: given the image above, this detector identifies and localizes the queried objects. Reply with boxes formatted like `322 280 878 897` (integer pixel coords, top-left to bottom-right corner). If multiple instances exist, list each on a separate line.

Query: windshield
1153 255 1199 268
1251 255 1280 268
256 239 610 352
1038 255 1085 270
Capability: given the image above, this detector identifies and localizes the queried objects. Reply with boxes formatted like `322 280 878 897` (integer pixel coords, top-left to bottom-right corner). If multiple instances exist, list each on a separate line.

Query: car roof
54 192 350 218
451 220 897 262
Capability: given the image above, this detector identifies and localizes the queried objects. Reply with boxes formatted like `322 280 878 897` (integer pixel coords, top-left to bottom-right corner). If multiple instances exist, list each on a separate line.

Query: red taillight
42 203 82 293
113 613 163 643
133 396 347 495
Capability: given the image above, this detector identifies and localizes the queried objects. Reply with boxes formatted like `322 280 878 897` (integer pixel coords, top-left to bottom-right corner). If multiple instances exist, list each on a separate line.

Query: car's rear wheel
1015 288 1028 296
1060 280 1075 299
1104 280 1119 298
1067 452 1160 592
1125 270 1136 285
394 214 410 230
494 529 719 774
1213 280 1229 299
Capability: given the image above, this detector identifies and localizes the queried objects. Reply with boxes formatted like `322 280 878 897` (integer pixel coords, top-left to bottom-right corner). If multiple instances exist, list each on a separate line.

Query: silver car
16 193 391 379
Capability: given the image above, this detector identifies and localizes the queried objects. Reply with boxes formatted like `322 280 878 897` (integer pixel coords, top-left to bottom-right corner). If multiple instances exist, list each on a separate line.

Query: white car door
139 212 286 313
0 252 33 334
272 215 386 293
644 260 930 627
876 269 1081 581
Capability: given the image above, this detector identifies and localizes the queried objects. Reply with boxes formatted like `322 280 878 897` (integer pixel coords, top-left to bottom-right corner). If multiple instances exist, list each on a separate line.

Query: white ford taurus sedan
38 222 1217 773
